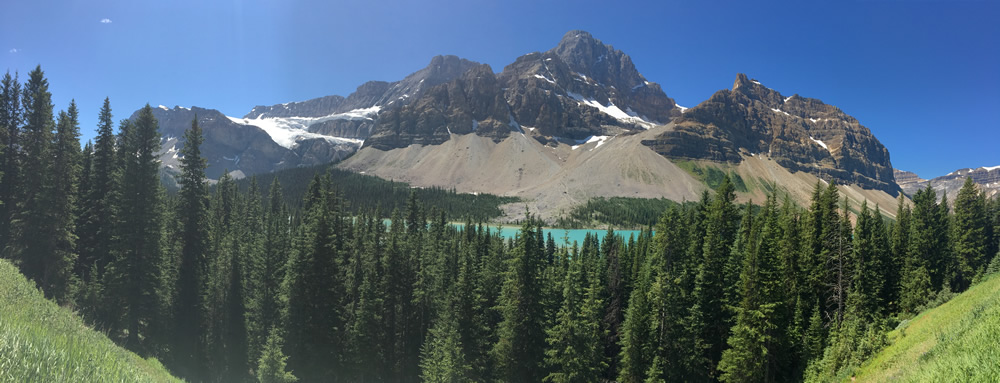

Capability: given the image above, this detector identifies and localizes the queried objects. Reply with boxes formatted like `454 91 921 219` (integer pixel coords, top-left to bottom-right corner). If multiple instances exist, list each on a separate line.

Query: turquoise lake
451 222 645 246
378 219 647 245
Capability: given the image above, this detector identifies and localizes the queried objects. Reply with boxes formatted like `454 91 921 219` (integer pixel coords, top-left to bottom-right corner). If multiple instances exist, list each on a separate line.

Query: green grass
850 273 1000 382
0 259 182 382
673 160 748 192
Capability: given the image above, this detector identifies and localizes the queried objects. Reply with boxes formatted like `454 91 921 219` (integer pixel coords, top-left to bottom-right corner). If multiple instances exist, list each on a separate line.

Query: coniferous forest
3 67 1000 382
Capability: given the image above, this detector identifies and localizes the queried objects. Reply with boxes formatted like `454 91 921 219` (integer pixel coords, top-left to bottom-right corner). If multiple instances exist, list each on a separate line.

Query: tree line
2 66 999 382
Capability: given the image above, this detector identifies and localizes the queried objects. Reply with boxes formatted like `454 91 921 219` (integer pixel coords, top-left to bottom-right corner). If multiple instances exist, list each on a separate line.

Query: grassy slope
0 259 181 382
852 273 1000 382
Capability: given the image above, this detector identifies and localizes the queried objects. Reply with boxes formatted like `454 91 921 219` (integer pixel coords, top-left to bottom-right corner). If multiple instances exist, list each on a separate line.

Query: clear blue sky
2 0 997 179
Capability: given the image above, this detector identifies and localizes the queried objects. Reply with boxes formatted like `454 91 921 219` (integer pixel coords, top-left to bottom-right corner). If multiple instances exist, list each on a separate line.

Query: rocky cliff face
364 30 680 149
896 167 1000 199
643 74 898 194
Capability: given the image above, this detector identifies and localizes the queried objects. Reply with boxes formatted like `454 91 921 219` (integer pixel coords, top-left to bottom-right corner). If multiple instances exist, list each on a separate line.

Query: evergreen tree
601 228 624 379
691 175 738 378
283 175 347 381
718 195 784 383
903 185 947 311
111 104 166 355
544 253 607 383
420 301 471 383
645 204 700 381
887 195 911 314
77 98 118 285
11 67 55 288
173 117 211 379
257 329 298 383
952 177 987 289
0 71 22 256
10 66 69 300
48 101 82 303
491 214 547 382
249 177 291 371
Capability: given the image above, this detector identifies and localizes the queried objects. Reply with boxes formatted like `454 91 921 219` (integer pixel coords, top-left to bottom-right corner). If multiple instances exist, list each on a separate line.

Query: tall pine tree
112 104 166 355
174 117 211 379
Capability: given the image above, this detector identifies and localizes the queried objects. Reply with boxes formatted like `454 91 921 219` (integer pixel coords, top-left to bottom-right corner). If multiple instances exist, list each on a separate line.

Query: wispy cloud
100 18 112 24
8 48 18 54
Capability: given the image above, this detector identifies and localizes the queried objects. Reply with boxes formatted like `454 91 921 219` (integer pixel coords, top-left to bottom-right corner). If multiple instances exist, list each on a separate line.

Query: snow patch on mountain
810 136 829 151
565 91 657 128
227 106 377 149
570 135 610 150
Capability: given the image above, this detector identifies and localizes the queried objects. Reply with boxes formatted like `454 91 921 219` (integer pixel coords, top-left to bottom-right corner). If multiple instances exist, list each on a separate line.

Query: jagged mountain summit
895 166 1000 199
363 30 680 150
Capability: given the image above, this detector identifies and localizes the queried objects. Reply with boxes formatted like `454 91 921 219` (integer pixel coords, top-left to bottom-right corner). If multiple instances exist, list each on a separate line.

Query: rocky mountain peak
420 55 481 85
731 73 785 107
550 30 644 90
645 74 898 194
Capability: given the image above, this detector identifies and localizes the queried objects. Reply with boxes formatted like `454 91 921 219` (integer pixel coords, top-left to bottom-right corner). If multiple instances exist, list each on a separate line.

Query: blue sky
2 0 997 179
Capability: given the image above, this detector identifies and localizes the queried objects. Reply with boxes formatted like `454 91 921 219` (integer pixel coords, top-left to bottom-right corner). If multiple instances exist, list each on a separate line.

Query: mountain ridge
137 30 902 220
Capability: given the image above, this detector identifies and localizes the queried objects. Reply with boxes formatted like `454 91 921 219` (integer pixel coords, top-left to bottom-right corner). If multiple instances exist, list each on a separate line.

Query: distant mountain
143 55 479 180
140 30 903 221
136 106 363 180
341 31 901 220
895 167 1000 199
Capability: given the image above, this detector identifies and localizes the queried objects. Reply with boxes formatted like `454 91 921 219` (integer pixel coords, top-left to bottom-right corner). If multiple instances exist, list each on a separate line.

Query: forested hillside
230 163 519 222
2 67 999 382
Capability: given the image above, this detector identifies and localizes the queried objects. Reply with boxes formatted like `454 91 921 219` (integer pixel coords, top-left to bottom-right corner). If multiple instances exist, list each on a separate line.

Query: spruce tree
718 195 784 383
112 104 166 355
952 177 987 289
0 71 22 255
887 195 911 315
11 66 63 299
283 175 347 381
257 329 298 383
48 101 82 303
691 175 738 378
420 301 471 383
491 214 547 382
173 117 211 379
77 98 118 288
903 185 946 311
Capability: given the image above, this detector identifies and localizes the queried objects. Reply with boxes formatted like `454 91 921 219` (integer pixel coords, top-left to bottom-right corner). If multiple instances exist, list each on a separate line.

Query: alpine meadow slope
0 259 181 382
845 271 1000 382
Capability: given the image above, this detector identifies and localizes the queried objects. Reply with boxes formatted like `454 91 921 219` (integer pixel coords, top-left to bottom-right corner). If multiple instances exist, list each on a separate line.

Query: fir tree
952 177 987 289
283 175 347 381
112 104 166 355
420 301 471 383
48 101 82 303
718 195 784 383
0 71 22 255
173 117 211 379
257 329 298 383
11 66 55 289
691 175 738 378
491 213 547 382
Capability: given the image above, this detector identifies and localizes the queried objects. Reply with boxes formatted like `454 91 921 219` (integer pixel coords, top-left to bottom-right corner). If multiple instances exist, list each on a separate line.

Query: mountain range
895 167 1000 200
141 30 941 221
